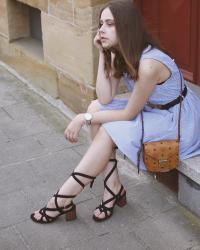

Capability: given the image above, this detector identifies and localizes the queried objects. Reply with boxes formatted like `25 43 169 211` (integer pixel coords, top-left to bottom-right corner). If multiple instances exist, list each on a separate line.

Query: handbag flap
143 140 179 161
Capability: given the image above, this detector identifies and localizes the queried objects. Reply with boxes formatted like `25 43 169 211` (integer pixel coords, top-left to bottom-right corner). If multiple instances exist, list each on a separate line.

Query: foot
31 197 72 223
30 190 76 223
93 183 125 220
30 172 96 224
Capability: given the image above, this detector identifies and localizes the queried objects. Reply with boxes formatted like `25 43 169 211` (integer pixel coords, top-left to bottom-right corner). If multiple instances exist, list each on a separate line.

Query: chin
102 44 112 50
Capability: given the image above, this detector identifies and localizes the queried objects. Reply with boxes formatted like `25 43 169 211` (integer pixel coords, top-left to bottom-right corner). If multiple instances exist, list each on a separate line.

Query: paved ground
0 64 200 250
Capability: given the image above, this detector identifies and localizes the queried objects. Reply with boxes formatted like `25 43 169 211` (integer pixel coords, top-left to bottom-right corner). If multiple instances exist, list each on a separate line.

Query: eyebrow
100 19 114 22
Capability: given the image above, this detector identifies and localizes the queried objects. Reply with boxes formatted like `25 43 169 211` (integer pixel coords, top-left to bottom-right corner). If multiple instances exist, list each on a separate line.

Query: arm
96 51 120 104
94 30 120 104
89 59 163 123
64 59 164 142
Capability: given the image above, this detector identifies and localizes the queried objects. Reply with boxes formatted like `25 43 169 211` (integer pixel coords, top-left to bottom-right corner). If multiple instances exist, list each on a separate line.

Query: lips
101 38 108 43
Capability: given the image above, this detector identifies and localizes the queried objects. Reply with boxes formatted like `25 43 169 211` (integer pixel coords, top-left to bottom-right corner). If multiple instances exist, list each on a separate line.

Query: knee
87 99 101 113
97 126 115 146
97 126 114 145
96 126 108 139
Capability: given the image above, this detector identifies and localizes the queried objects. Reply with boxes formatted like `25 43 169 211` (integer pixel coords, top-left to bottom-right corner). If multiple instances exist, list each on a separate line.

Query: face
99 7 118 49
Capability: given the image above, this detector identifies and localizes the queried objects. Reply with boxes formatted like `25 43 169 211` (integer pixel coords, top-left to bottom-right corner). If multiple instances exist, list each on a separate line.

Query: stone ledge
178 157 200 185
178 158 200 218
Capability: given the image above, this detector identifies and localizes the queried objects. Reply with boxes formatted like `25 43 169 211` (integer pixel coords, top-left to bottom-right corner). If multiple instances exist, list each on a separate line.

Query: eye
107 22 115 26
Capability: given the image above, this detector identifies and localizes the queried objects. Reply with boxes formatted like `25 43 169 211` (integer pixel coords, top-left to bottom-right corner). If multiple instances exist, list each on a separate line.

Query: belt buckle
146 102 154 108
147 102 163 109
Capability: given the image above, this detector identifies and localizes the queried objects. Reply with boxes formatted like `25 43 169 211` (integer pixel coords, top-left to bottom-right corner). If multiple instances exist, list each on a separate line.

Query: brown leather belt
147 86 187 110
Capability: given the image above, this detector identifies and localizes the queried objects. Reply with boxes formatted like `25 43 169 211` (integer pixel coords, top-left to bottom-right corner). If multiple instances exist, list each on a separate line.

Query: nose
99 24 105 34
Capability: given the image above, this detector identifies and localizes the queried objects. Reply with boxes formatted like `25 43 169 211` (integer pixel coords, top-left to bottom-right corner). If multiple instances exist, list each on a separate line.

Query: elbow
123 109 136 121
98 97 112 105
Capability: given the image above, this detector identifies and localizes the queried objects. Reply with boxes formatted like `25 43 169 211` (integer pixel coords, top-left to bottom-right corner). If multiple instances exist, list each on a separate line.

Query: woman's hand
94 30 103 52
64 114 85 143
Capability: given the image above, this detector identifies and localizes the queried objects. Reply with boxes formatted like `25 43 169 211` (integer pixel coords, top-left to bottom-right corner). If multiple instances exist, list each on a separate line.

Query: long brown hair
99 0 163 80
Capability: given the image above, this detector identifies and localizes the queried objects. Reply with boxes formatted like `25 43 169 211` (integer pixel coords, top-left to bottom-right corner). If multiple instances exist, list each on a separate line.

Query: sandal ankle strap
53 190 75 211
104 159 118 196
116 185 124 199
71 172 96 189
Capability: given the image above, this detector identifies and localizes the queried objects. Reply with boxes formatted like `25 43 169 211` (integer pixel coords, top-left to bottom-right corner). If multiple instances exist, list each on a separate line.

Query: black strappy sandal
93 159 127 222
30 172 96 224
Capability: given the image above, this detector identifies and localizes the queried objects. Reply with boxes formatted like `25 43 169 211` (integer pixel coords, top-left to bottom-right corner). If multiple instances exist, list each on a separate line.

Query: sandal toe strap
98 202 113 217
39 208 54 222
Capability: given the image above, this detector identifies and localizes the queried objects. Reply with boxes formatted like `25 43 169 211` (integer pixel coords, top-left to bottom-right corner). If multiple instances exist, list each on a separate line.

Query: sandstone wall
0 0 8 38
0 0 109 113
17 0 48 12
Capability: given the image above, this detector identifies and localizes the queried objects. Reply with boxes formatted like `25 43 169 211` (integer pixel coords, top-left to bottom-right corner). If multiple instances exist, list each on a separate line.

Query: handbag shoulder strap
137 111 144 173
177 69 183 141
137 68 183 173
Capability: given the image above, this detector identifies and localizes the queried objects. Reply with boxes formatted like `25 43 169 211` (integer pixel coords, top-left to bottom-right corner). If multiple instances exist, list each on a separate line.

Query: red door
135 0 200 86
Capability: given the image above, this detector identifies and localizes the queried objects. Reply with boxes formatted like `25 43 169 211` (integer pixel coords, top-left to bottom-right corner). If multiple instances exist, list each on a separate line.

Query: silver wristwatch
84 113 93 125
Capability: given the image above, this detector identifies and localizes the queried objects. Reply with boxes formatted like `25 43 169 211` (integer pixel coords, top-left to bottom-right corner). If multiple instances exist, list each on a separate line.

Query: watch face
85 113 92 121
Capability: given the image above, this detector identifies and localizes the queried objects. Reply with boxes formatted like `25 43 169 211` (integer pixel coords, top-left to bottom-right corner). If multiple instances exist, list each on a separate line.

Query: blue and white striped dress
100 45 200 170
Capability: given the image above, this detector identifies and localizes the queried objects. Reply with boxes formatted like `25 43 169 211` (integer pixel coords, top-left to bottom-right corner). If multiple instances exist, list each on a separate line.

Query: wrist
76 114 85 126
99 50 105 56
83 112 93 126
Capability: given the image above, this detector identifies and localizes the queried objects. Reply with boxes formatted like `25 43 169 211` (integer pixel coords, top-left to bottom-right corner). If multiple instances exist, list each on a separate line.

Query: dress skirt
100 88 200 171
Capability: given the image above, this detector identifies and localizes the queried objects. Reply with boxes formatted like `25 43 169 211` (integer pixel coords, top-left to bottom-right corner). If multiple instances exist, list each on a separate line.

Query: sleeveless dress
100 45 200 170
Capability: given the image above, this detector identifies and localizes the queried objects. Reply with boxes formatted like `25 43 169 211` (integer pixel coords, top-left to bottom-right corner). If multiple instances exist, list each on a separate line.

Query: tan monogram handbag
143 140 179 172
137 69 185 173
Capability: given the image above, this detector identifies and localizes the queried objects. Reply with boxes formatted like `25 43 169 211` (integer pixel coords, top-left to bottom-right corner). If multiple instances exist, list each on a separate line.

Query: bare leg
32 126 117 221
87 100 123 220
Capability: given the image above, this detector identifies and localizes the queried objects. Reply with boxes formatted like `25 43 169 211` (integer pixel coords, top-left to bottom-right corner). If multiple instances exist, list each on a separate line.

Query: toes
32 211 40 220
94 209 108 219
97 213 106 219
31 210 42 221
93 209 100 217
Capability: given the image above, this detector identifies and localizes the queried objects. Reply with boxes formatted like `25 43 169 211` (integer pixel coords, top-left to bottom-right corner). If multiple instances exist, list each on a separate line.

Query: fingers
64 129 78 143
94 29 101 42
94 34 100 43
64 115 83 143
69 131 78 143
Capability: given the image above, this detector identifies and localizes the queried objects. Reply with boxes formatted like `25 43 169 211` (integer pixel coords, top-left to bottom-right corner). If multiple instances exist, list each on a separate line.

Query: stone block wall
7 0 30 41
0 0 8 38
17 0 48 12
0 0 108 113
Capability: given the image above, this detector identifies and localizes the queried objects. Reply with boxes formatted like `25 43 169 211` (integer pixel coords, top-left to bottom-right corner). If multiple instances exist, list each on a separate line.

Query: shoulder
138 58 163 82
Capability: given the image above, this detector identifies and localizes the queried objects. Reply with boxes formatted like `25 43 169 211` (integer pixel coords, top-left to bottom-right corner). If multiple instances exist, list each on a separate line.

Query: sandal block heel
65 205 77 221
116 191 127 207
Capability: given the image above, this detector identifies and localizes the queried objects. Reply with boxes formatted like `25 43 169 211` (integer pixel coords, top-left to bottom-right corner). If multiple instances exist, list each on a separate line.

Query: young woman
31 0 200 223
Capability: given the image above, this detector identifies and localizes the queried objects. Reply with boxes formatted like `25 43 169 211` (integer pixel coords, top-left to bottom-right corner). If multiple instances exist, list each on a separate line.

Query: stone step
178 82 200 217
178 157 200 217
